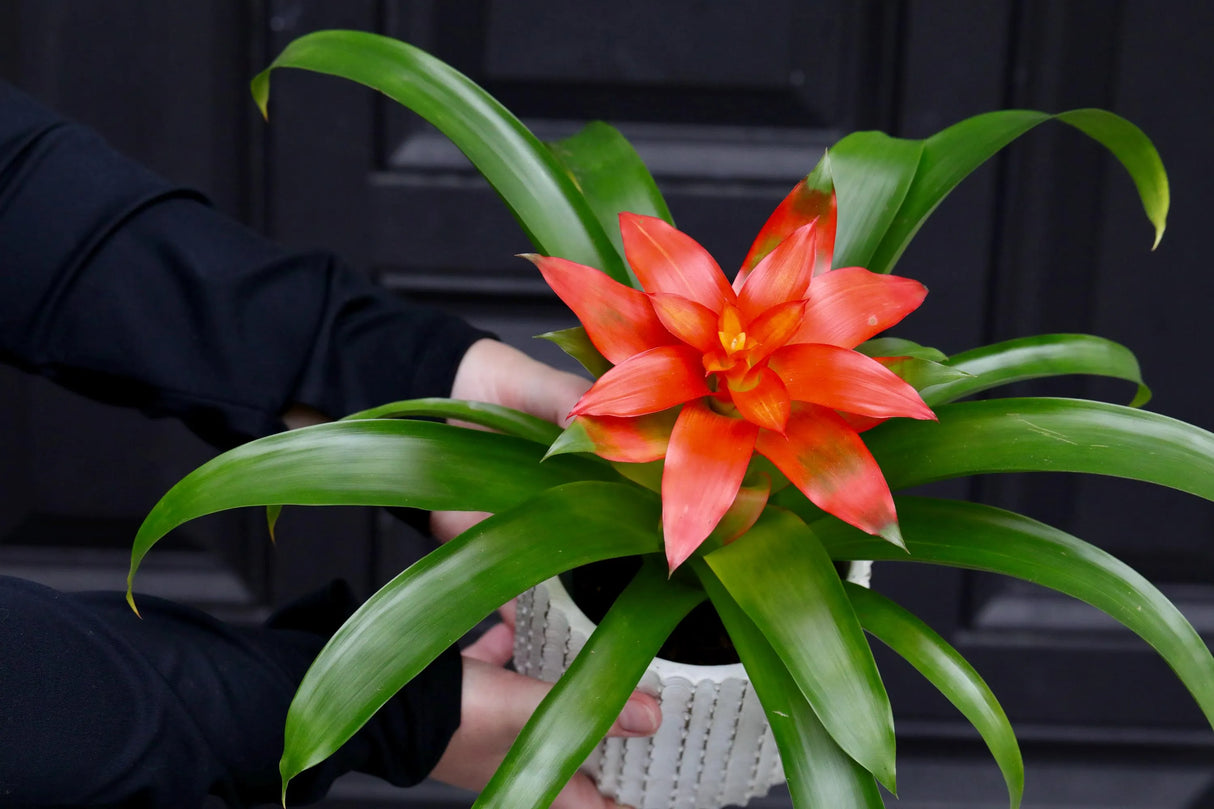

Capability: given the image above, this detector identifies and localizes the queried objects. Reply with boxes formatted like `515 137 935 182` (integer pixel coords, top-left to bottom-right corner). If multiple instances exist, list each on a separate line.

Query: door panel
5 1 1212 806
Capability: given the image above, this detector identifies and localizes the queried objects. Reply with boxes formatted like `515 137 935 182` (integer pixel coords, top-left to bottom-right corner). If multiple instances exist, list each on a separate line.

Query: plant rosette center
530 196 936 571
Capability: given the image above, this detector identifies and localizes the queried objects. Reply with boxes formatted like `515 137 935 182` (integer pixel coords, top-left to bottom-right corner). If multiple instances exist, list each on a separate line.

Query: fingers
551 771 634 809
462 621 514 665
449 339 590 427
497 598 517 630
429 509 491 542
607 692 662 737
430 659 659 805
520 360 592 428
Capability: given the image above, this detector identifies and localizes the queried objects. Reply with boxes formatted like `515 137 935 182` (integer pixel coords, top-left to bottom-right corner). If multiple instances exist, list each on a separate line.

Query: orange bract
530 189 935 571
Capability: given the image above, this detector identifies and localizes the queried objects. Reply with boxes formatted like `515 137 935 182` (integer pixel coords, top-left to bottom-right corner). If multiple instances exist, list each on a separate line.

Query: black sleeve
0 575 462 808
0 81 493 448
0 83 473 803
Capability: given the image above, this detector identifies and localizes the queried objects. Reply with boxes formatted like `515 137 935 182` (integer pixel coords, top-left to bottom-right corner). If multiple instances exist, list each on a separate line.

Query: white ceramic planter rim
542 559 873 684
513 560 874 809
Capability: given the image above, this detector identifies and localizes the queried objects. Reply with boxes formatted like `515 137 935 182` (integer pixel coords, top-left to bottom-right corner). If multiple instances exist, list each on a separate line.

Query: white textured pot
513 561 873 809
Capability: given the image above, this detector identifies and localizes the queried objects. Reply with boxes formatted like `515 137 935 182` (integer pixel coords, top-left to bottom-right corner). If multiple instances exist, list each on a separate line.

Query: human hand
430 341 636 806
433 605 657 809
432 338 591 541
449 338 591 428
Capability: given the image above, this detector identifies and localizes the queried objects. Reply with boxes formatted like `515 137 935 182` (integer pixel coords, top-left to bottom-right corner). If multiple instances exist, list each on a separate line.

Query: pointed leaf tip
267 505 282 544
878 520 907 551
125 589 141 619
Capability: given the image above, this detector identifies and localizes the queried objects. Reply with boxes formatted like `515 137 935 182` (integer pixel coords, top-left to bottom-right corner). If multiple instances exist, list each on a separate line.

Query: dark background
2 2 1212 807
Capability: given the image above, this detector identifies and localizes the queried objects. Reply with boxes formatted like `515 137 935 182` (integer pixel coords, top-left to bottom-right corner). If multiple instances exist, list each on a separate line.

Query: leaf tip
1150 224 1165 251
872 759 898 797
125 589 142 619
250 78 270 121
877 520 908 552
267 505 283 544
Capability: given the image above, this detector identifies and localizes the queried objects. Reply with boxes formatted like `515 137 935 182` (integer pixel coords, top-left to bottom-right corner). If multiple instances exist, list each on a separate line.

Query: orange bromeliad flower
529 186 935 571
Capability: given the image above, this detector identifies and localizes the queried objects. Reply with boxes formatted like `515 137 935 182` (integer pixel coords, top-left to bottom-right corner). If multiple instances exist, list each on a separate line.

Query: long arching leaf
828 133 924 270
476 556 704 809
251 30 629 283
827 109 1168 275
919 334 1151 408
129 420 615 598
342 397 563 444
857 398 1214 498
845 583 1023 809
279 481 663 795
812 496 1214 733
696 561 886 809
703 509 897 792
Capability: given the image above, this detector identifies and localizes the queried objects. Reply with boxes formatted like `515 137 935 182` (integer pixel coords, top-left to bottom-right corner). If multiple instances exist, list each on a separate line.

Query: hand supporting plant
432 338 591 541
440 609 661 809
127 29 1212 809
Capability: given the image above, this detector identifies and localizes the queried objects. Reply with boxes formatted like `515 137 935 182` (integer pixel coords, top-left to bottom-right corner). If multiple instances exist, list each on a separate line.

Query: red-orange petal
768 344 936 420
736 222 817 317
662 400 760 571
838 413 887 434
711 474 772 546
572 345 710 418
755 404 902 543
526 253 674 364
791 267 928 348
744 300 808 364
650 293 720 354
558 411 677 463
739 178 837 279
620 213 734 310
727 366 792 434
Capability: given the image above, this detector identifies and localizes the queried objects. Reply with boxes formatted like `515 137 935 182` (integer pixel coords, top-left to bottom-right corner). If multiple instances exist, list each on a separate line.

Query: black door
4 2 1212 806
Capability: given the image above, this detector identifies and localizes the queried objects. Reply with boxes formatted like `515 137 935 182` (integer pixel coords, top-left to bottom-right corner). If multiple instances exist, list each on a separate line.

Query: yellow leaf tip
125 590 142 619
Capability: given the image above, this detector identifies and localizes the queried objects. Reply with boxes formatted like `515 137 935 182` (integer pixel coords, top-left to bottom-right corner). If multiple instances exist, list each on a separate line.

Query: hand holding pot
435 602 660 809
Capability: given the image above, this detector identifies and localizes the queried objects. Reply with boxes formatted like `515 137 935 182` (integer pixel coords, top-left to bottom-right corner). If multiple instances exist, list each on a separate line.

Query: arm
0 83 656 807
0 575 461 808
0 81 490 448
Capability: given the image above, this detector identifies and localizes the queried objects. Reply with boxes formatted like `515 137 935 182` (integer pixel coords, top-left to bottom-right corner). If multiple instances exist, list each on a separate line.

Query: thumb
521 362 592 428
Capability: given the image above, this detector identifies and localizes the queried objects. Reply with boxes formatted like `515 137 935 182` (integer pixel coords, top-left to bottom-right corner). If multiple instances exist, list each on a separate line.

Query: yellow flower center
718 305 753 358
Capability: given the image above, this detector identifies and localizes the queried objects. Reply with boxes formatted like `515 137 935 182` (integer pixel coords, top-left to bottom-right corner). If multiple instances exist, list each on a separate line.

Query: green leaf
280 481 663 794
1053 108 1169 249
546 121 673 286
827 133 924 271
536 326 613 378
544 418 601 458
845 583 1023 809
813 496 1214 734
703 509 897 792
855 337 948 363
250 30 630 283
341 396 562 444
128 420 615 600
860 398 1214 499
918 334 1151 408
696 562 885 809
826 109 1168 275
880 357 972 393
476 557 704 809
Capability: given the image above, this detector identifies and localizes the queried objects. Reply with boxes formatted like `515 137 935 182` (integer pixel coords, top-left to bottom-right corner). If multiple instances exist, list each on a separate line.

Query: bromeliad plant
127 30 1214 809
